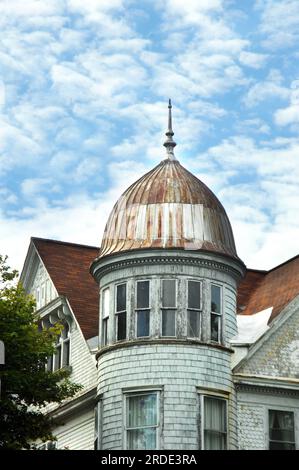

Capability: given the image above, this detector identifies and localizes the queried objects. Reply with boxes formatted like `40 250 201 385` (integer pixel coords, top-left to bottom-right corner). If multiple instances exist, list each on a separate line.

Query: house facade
20 102 299 450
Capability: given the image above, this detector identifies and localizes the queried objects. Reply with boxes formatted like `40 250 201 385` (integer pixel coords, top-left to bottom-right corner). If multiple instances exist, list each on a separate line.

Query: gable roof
32 237 99 340
237 255 299 323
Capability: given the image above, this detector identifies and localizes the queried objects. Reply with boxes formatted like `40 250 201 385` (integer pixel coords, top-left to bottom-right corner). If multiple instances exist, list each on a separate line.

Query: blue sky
1 0 299 272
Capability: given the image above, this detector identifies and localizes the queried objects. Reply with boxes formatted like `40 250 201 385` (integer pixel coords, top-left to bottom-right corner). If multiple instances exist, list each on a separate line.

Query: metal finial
163 98 176 160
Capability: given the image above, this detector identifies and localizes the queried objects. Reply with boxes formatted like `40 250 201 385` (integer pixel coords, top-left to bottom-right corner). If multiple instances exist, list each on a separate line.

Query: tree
0 255 82 449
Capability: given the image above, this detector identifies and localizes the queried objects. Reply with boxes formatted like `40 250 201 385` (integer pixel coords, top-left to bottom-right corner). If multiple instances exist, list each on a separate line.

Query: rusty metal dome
99 101 237 259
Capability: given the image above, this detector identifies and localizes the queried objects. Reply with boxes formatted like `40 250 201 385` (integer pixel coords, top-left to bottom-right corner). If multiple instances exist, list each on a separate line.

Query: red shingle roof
237 255 299 323
32 237 99 340
32 237 298 336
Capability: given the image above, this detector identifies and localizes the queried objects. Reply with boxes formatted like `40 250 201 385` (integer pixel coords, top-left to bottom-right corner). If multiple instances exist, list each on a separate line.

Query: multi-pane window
102 288 110 346
116 283 127 341
211 285 222 343
187 280 201 338
136 281 150 337
47 322 70 372
125 392 159 450
161 280 176 337
202 396 227 450
269 410 296 450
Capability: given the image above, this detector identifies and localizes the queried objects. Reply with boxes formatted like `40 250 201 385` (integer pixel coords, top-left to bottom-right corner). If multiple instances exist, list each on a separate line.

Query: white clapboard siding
55 409 95 450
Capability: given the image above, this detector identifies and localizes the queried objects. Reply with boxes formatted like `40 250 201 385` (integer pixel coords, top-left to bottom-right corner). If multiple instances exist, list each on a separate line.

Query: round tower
91 101 245 450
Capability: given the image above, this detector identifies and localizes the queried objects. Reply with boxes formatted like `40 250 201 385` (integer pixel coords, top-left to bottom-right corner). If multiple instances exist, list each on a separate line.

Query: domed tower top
99 100 238 260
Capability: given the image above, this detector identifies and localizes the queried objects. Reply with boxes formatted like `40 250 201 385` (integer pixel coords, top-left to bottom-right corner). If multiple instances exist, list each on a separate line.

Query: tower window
102 288 110 346
202 396 227 450
116 283 127 341
211 285 222 343
136 280 150 337
269 410 295 450
187 280 201 338
161 279 176 337
125 392 159 450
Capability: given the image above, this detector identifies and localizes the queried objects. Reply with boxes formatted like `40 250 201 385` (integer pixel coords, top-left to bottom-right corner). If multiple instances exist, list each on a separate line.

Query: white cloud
243 70 289 107
239 50 268 69
257 0 299 49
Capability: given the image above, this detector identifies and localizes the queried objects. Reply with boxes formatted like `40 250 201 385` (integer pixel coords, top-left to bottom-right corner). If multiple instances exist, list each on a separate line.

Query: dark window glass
61 323 69 339
162 280 176 308
137 310 150 337
211 314 220 342
117 312 127 340
188 281 201 309
211 285 221 313
137 281 150 309
47 354 53 372
117 284 126 312
269 410 295 450
62 339 70 367
162 310 176 336
187 310 200 337
54 344 61 370
103 318 108 345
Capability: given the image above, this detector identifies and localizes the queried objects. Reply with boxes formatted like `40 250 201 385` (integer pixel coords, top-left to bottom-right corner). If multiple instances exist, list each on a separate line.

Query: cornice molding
234 382 299 397
92 252 244 282
96 338 233 360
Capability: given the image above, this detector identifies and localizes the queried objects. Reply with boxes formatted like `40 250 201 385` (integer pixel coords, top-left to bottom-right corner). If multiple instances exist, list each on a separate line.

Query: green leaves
0 255 82 449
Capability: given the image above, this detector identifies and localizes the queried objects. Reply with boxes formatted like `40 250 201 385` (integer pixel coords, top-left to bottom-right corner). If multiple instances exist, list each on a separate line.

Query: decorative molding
96 337 233 360
234 382 299 397
92 253 244 282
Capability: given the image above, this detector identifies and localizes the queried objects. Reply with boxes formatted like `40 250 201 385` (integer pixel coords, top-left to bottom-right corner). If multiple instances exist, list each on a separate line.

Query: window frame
115 282 127 342
200 393 228 450
135 279 151 338
187 279 202 339
160 279 177 338
101 287 110 346
268 409 296 450
123 390 160 450
210 283 222 344
94 398 103 450
46 321 70 372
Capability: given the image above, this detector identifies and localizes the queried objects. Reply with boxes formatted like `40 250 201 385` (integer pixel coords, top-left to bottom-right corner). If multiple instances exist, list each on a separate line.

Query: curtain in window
204 397 227 450
127 394 157 450
269 410 295 449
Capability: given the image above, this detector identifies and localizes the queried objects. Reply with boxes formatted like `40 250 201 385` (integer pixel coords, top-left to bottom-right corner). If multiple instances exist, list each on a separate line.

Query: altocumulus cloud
0 0 298 272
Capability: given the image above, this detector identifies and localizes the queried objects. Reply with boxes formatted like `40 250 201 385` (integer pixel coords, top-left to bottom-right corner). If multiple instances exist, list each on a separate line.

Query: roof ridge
31 236 99 250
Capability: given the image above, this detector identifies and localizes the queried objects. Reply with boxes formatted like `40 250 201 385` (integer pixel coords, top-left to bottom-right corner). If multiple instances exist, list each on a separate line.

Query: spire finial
163 98 177 160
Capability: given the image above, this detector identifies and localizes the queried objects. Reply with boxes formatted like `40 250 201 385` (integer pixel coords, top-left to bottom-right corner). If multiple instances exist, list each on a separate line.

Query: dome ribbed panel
99 160 237 259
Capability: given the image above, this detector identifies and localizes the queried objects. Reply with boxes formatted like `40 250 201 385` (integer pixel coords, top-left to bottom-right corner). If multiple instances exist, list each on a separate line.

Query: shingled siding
237 390 299 450
236 298 299 378
98 344 236 450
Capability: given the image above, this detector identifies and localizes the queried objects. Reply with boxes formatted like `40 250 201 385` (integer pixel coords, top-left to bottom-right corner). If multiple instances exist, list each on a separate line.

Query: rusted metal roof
237 254 299 323
99 159 238 259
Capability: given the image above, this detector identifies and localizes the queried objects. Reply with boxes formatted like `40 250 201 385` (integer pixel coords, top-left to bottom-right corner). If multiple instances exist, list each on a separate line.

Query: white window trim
161 279 177 337
101 287 110 346
135 279 151 338
187 279 202 339
94 398 103 450
210 283 223 344
115 282 127 341
123 390 160 451
200 393 228 450
47 321 71 372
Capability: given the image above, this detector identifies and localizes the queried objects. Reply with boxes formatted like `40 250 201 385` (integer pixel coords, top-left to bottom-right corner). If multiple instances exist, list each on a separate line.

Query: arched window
46 322 70 372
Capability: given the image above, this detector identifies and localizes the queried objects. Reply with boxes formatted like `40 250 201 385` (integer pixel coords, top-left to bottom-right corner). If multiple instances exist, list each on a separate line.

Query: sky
0 0 299 273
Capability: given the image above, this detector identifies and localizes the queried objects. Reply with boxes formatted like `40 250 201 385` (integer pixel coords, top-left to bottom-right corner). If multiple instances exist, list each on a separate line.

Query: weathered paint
99 159 238 260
